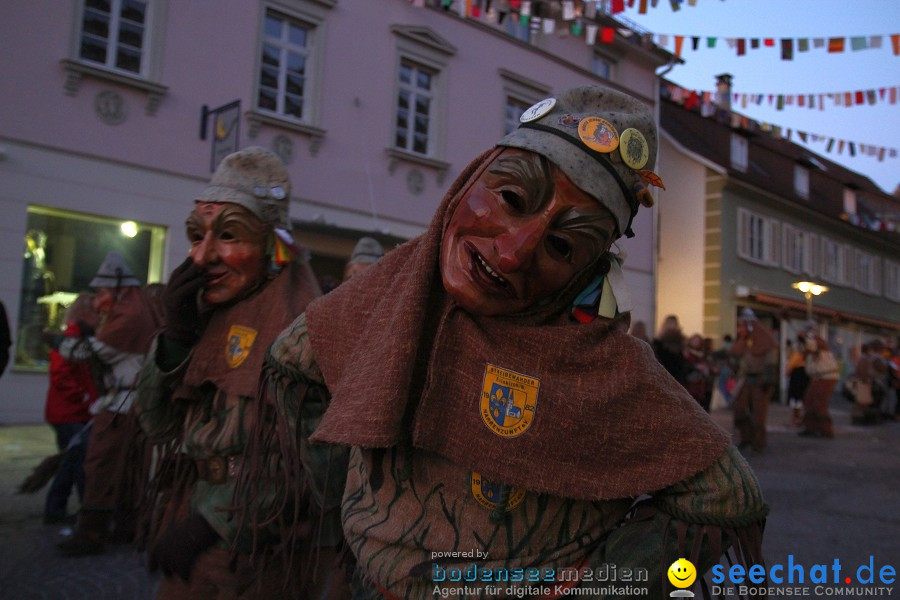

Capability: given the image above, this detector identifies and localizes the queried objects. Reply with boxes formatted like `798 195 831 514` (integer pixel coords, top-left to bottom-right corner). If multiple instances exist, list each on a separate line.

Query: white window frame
731 133 749 172
253 1 331 126
592 50 617 81
63 0 168 113
782 225 819 276
394 59 437 156
74 0 155 77
499 69 551 137
793 165 810 199
820 236 842 285
843 187 858 215
256 10 313 121
737 208 779 267
389 26 455 161
854 250 881 295
885 259 900 302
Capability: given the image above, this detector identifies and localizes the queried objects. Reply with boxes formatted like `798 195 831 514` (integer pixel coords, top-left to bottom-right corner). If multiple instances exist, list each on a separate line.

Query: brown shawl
305 149 730 501
184 260 321 397
95 286 162 354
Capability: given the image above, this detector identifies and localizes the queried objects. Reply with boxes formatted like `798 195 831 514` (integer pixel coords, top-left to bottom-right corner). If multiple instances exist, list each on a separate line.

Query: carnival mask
186 202 268 305
440 148 617 316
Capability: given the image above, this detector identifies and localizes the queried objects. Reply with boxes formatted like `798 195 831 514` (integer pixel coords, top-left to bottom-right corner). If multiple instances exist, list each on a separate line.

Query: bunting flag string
663 83 898 162
652 31 899 59
671 86 899 112
413 1 900 62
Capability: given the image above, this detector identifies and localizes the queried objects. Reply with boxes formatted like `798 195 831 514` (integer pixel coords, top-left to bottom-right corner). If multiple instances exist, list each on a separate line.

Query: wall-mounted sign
201 100 240 172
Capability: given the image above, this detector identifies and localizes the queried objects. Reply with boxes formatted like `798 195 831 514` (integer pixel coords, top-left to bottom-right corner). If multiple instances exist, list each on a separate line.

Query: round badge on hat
519 98 557 123
577 117 619 153
619 128 649 170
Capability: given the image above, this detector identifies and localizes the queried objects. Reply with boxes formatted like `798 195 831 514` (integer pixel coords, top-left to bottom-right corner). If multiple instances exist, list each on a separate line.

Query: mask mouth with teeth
439 147 618 317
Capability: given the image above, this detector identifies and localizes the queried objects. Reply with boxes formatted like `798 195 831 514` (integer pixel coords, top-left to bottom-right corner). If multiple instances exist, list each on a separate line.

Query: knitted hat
196 146 290 230
497 85 663 238
89 252 141 288
348 237 384 266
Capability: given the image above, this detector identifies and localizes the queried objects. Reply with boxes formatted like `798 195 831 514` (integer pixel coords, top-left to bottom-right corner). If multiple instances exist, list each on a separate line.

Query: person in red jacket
43 293 101 523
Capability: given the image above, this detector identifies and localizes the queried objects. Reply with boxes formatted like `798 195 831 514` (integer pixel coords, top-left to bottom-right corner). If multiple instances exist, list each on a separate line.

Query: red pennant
764 38 775 47
601 27 615 43
612 0 625 13
828 37 845 53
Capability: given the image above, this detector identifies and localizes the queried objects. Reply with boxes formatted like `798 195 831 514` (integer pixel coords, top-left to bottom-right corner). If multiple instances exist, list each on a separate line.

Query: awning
750 292 900 331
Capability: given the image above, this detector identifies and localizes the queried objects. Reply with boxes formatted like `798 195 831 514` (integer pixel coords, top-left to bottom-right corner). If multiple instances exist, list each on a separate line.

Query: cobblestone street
1 399 898 598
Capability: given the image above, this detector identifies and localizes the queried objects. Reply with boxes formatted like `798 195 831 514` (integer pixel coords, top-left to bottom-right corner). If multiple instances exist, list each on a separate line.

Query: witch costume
263 87 769 599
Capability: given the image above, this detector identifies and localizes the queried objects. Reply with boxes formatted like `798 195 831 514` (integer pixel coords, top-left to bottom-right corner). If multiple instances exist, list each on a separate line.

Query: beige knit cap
497 85 662 238
196 146 290 230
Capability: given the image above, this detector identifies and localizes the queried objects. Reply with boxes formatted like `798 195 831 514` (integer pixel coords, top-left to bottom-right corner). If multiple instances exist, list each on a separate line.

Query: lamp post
791 281 829 321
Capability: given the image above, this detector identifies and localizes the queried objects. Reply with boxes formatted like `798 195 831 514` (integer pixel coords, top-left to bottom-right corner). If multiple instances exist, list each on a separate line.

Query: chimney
715 73 733 111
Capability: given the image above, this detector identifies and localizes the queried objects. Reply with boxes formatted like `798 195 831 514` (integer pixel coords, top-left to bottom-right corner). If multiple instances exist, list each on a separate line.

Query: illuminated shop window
14 206 165 370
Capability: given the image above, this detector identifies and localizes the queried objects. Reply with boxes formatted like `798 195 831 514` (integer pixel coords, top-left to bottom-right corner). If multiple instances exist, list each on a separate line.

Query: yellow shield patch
470 472 526 512
480 364 539 438
226 325 258 368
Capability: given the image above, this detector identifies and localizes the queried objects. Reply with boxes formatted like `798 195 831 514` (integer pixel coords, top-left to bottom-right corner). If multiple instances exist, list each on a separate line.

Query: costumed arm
133 334 191 443
226 312 348 557
601 446 768 596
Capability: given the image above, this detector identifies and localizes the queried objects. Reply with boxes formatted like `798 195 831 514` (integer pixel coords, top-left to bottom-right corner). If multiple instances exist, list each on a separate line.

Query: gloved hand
162 257 205 346
148 514 218 581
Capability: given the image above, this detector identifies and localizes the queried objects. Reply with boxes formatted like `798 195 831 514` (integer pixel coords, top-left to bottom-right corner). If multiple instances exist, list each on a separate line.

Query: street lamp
791 281 829 320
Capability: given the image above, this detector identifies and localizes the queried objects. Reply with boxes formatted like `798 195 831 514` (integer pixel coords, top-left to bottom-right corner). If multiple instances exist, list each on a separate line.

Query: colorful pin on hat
577 117 619 153
519 98 557 123
619 128 649 170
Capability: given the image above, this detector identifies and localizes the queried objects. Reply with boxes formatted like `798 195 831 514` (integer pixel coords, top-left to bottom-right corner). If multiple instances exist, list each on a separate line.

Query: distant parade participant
799 325 840 438
342 236 384 282
134 147 334 598
56 252 163 556
264 85 768 598
730 308 778 454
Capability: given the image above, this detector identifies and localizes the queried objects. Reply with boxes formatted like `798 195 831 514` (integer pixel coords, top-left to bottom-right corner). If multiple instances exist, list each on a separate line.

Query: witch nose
494 219 547 273
191 234 218 266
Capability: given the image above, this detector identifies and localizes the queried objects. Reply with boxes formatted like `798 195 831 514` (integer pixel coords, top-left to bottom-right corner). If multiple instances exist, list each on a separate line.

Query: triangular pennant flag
562 0 575 20
750 38 760 49
869 36 883 50
586 24 599 45
764 38 775 47
798 131 808 143
844 92 853 106
798 38 810 52
776 94 784 110
892 34 900 55
726 38 736 49
855 90 864 105
867 89 876 105
813 38 826 49
658 34 669 47
828 37 845 53
798 95 805 107
543 17 555 34
737 38 746 56
674 35 685 56
639 0 648 15
891 87 898 104
669 0 680 11
848 142 855 157
611 0 625 14
691 36 700 51
838 140 845 153
707 37 717 48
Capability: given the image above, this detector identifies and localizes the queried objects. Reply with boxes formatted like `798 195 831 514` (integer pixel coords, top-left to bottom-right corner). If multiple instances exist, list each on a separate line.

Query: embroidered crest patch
226 325 258 368
480 364 539 437
470 471 526 512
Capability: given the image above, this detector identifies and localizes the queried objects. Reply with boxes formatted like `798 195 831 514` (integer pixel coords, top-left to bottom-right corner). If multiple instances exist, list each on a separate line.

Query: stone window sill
61 59 168 115
246 110 327 156
385 148 451 185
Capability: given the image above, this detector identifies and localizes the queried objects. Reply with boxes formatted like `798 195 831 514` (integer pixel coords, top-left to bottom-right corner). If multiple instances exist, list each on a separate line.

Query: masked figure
266 86 768 598
134 147 333 599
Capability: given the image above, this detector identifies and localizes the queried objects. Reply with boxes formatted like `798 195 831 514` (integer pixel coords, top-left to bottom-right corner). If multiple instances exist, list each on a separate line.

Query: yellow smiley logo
667 558 697 588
